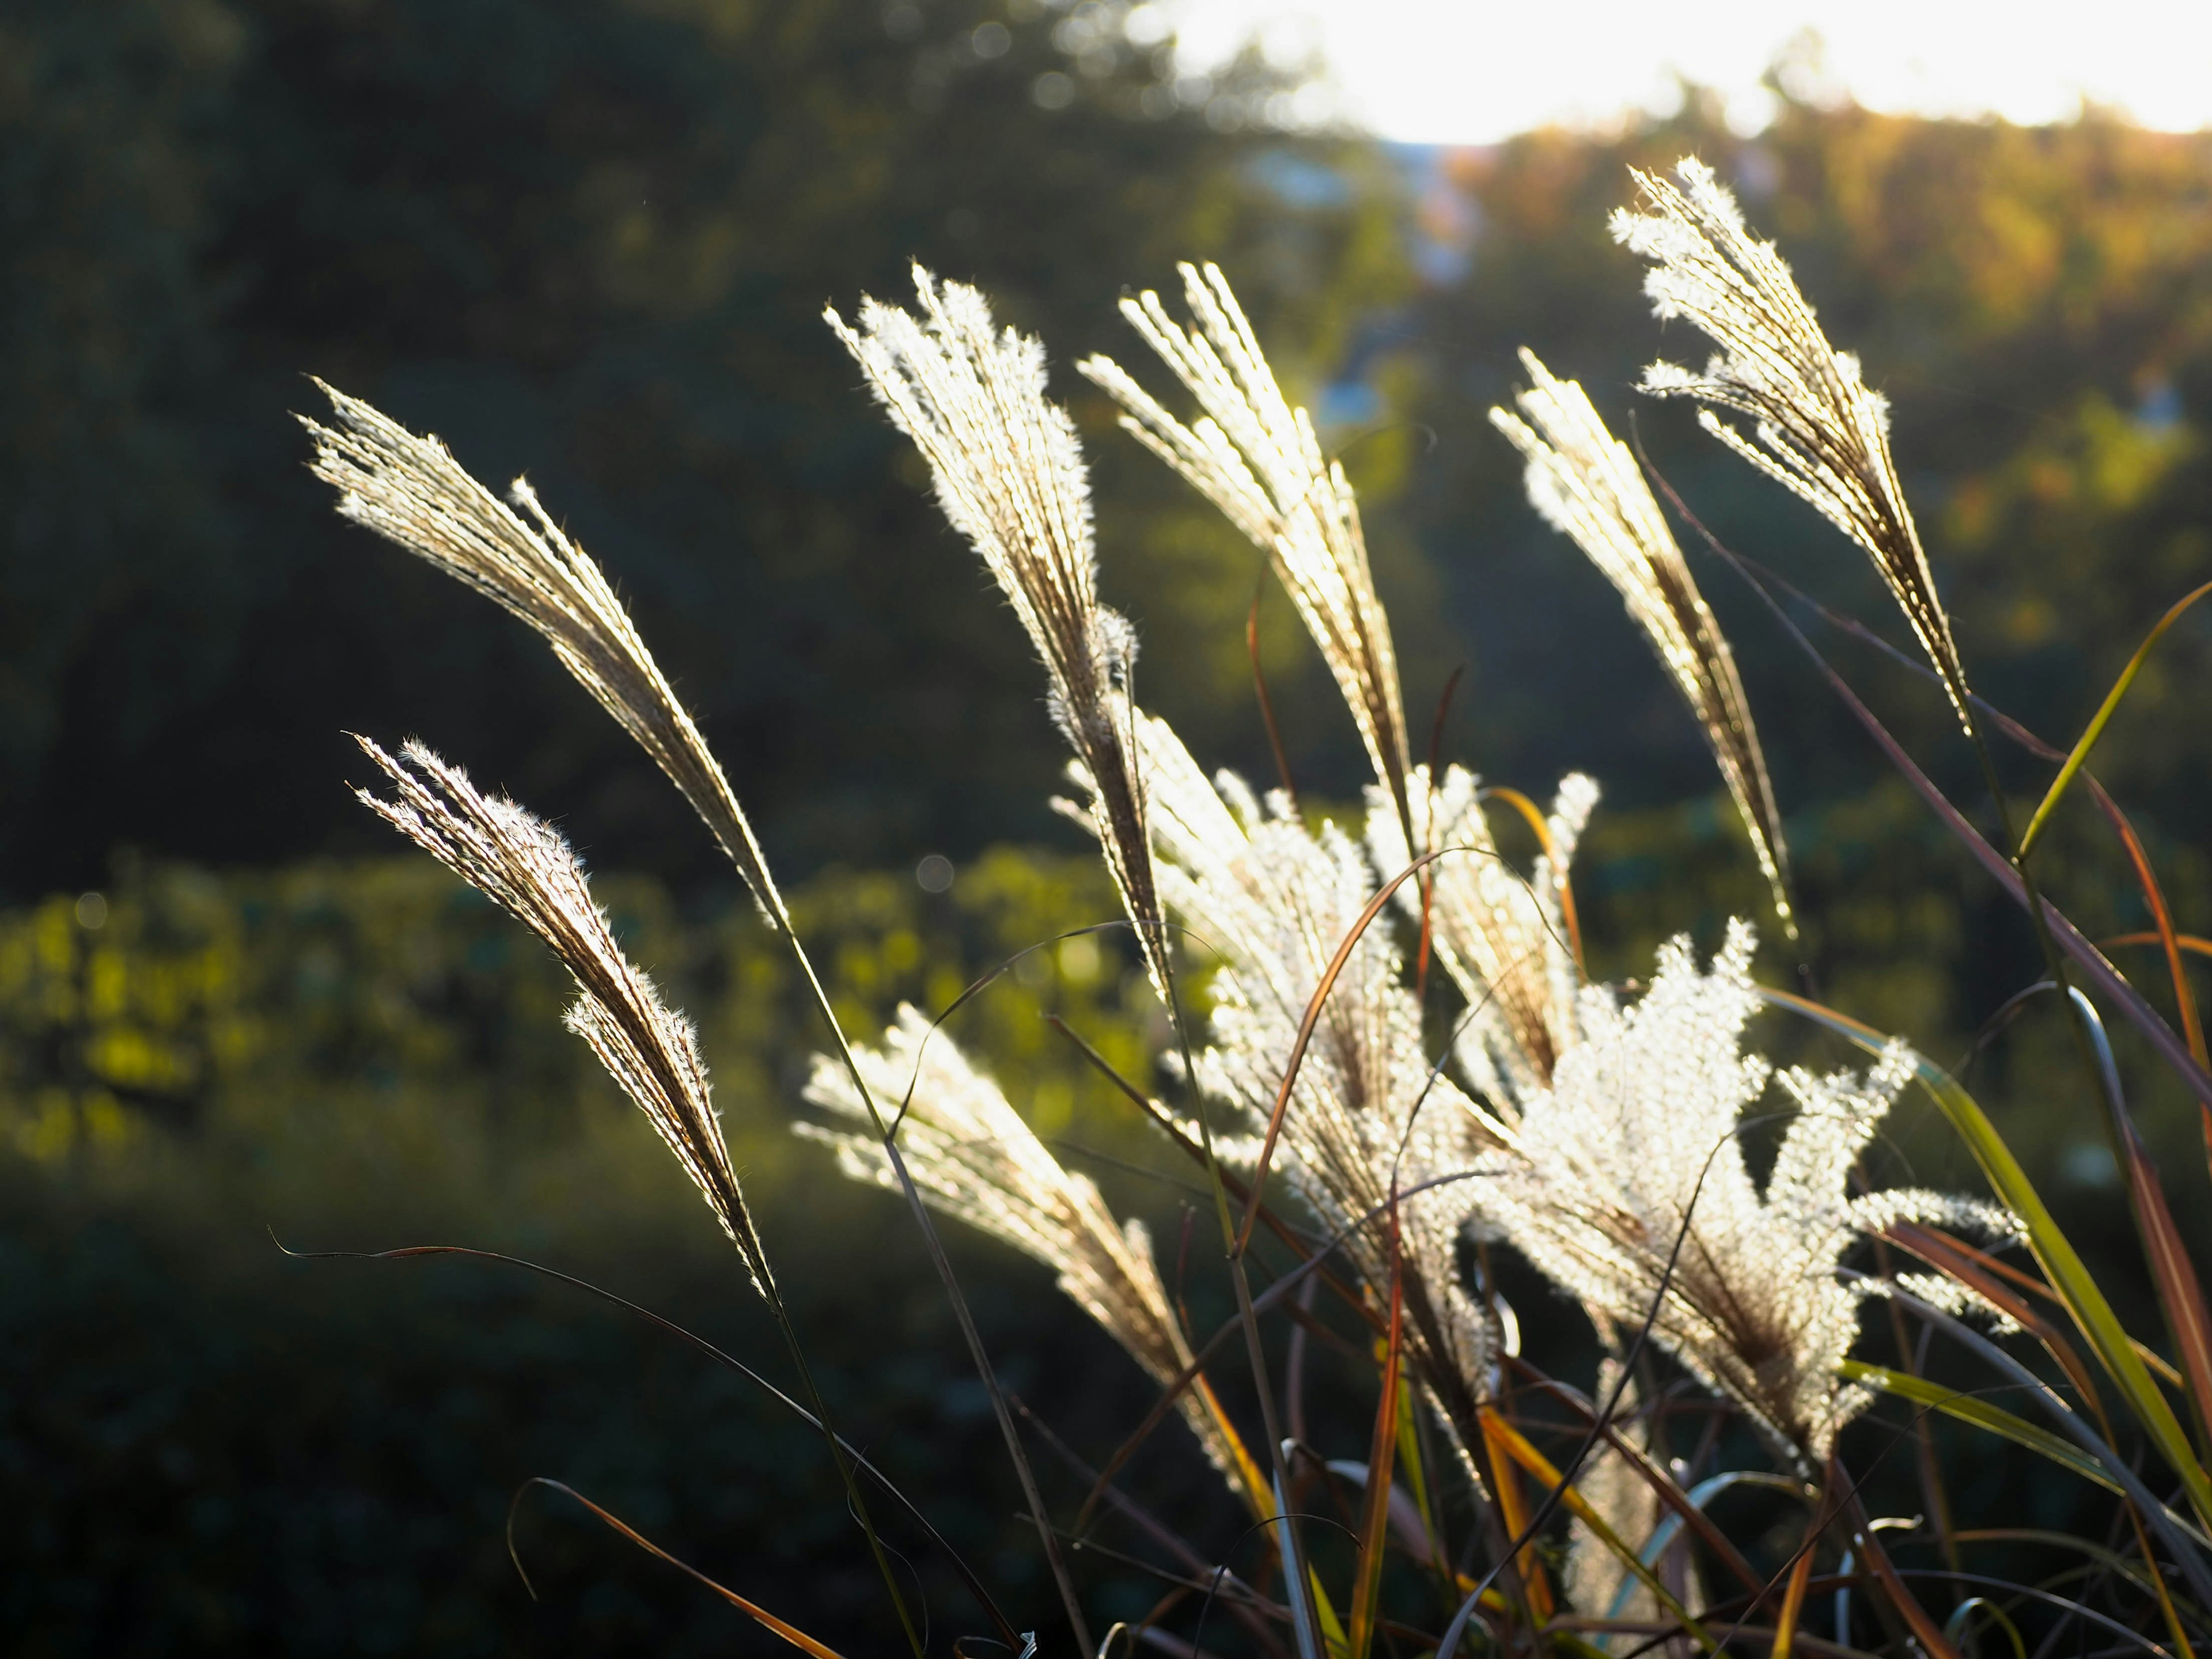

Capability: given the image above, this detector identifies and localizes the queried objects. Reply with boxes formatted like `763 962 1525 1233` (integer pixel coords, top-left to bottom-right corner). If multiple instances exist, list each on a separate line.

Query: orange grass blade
1479 1410 1729 1647
1476 1414 1554 1626
1479 785 1585 976
1348 1228 1406 1659
516 1478 850 1659
1770 1539 1817 1659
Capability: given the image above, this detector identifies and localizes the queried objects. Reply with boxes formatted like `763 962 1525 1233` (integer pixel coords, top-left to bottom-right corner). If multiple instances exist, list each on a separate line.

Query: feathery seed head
1612 159 1973 732
1485 919 2005 1464
1368 764 1592 1113
301 385 786 927
1122 712 1506 1417
1079 263 1414 827
1492 350 1794 937
353 737 771 1294
828 270 1168 995
800 1007 1261 1500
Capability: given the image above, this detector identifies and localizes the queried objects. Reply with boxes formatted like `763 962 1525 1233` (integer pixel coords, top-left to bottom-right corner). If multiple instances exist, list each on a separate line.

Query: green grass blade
2017 578 2212 861
1842 1361 2120 1494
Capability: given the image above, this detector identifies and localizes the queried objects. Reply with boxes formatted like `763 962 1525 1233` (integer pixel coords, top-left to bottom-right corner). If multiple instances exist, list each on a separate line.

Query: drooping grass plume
1612 159 1972 733
1492 350 1795 938
1079 264 1414 828
827 270 1167 997
301 385 787 927
1482 919 2017 1467
1366 764 1593 1111
352 736 772 1295
799 1005 1267 1511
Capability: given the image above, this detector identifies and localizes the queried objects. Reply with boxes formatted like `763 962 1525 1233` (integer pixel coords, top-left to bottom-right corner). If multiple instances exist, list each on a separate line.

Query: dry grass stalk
301 385 786 926
353 736 771 1294
827 270 1168 994
1367 765 1593 1108
1612 158 1972 733
1078 264 1414 827
1492 349 1795 938
800 1006 1267 1510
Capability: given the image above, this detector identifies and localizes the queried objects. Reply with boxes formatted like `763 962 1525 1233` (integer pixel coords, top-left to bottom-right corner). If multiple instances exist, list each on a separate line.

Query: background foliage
6 0 2211 1649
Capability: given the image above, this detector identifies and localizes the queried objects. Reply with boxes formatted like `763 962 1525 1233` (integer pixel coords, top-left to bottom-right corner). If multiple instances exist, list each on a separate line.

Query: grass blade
1479 1410 1718 1648
514 1478 852 1659
1348 1229 1406 1659
2069 989 2212 1469
1646 456 2212 1115
1841 1361 2122 1495
1771 1535 1818 1659
2085 788 2209 1073
2017 577 2212 861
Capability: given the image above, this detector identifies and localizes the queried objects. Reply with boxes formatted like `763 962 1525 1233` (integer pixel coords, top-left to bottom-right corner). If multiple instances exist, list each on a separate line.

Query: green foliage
1 0 1406 896
0 847 1219 1653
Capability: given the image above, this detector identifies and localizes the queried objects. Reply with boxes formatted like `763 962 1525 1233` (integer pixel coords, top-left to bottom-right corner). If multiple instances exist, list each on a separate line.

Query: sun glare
1156 0 2212 143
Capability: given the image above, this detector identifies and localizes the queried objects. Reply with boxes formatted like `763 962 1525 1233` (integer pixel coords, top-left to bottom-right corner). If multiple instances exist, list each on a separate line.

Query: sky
1142 0 2212 144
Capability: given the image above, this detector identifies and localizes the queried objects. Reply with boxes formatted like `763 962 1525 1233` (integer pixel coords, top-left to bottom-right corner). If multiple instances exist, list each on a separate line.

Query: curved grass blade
513 1478 851 1659
1478 785 1586 975
1879 1279 2212 1615
2069 989 2212 1470
1234 850 1454 1257
1842 1362 2121 1496
2085 792 2209 1072
271 1237 1022 1647
2017 577 2212 861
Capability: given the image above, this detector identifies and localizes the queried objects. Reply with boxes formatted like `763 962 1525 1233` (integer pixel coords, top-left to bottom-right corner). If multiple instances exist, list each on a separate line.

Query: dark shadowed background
6 0 2211 1651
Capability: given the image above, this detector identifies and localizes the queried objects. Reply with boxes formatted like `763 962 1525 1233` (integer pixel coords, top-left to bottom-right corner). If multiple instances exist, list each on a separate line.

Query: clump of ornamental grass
300 155 2212 1659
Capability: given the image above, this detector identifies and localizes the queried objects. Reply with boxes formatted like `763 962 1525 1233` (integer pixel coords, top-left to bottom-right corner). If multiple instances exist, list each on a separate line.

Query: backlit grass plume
1491 349 1794 938
1127 712 1502 1437
1612 158 1972 733
799 1005 1268 1513
827 270 1167 995
1367 765 1594 1109
301 385 786 926
1482 920 2016 1467
353 736 771 1295
1080 264 1413 830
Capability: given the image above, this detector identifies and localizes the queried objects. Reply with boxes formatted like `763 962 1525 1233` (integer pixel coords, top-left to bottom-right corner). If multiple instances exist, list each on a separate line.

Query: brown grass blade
1653 469 2212 1115
2073 988 2212 1468
2086 789 2210 1075
1234 850 1451 1257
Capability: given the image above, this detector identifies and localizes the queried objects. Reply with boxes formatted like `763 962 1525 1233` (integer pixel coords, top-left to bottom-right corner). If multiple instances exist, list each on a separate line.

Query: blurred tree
2 0 1411 900
1391 100 2212 1013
